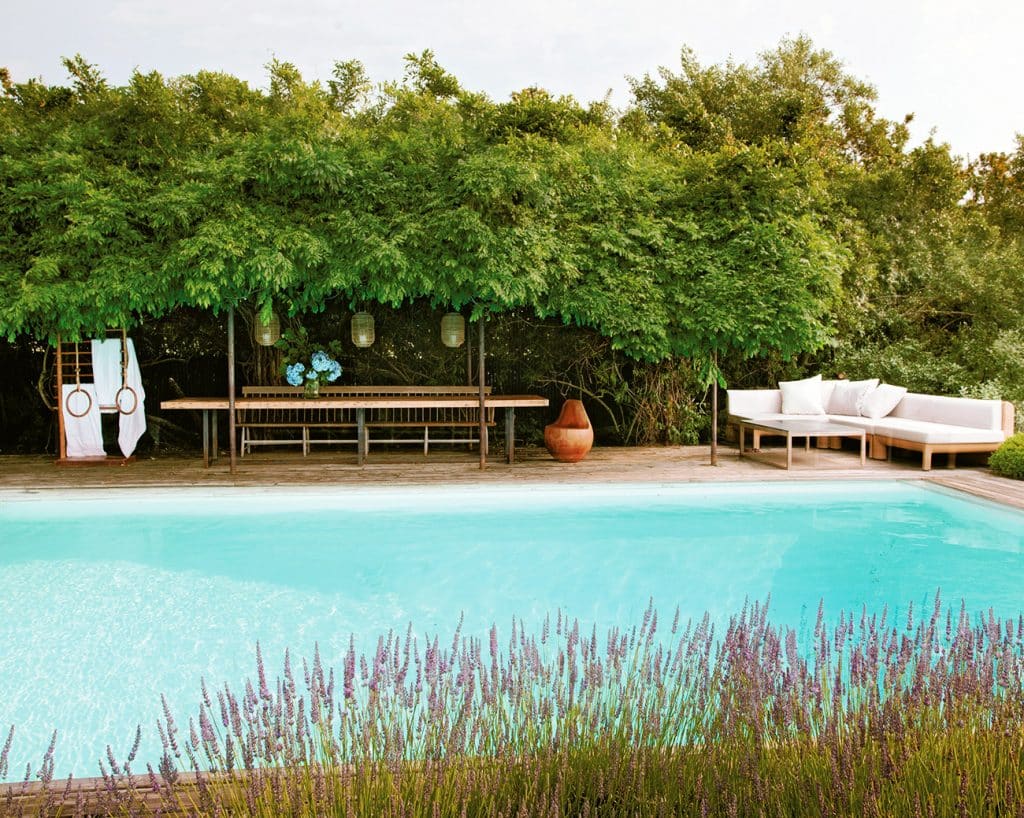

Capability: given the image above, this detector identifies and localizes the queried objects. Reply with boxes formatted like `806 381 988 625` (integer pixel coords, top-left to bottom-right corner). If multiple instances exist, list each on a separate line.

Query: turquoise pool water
1 480 1022 780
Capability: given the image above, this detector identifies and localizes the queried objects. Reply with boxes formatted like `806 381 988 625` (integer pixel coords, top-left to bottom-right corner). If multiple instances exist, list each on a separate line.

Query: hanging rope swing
114 328 138 415
64 341 93 418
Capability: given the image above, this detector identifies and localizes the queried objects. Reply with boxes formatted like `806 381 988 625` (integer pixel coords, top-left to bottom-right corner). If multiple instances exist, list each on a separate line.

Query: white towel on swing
91 338 123 410
117 338 147 457
61 383 105 457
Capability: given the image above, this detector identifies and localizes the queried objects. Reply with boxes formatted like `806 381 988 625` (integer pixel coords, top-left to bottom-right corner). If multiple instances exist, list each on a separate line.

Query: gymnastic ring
115 385 139 415
65 386 93 418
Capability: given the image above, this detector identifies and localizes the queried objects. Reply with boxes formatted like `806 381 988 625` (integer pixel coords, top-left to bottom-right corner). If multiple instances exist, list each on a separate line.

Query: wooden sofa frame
866 401 1016 470
238 385 495 456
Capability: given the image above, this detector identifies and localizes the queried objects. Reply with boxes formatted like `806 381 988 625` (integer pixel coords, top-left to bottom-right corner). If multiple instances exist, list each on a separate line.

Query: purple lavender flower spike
126 724 142 766
199 709 216 745
200 677 212 711
106 745 122 777
451 612 465 656
313 643 324 687
344 635 356 701
39 730 57 785
143 762 162 796
0 724 13 780
256 642 272 702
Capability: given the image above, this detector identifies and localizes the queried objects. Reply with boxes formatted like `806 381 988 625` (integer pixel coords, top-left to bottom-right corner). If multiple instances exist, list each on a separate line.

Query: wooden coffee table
737 417 867 470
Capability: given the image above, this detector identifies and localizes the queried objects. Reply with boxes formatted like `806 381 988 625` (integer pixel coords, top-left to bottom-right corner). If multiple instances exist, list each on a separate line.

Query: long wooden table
160 395 550 466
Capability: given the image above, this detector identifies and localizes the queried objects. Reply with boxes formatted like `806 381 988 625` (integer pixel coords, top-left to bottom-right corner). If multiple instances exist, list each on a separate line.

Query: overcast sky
2 0 1021 159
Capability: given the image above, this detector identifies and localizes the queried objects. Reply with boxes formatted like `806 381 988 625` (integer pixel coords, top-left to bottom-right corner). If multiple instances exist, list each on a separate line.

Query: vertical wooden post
228 307 237 474
55 335 66 461
710 350 719 466
466 325 473 386
478 315 486 470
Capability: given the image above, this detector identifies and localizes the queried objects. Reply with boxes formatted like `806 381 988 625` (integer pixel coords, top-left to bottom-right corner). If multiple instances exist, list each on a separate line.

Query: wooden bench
238 386 495 456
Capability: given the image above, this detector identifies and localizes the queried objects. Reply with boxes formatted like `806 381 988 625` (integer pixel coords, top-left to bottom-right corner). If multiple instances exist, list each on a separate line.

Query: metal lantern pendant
441 313 465 348
255 311 280 346
351 312 375 347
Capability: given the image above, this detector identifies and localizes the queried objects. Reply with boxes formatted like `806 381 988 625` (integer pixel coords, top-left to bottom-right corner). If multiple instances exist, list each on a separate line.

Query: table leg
202 409 209 468
805 436 810 452
211 411 218 463
505 407 515 464
860 433 866 466
357 409 366 466
786 433 793 470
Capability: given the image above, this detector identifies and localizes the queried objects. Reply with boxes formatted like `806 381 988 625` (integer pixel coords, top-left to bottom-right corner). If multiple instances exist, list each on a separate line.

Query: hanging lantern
351 312 375 348
441 313 465 348
255 311 280 346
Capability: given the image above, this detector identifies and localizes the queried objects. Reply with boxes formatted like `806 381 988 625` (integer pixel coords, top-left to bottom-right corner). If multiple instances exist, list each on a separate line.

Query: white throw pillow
780 375 826 415
860 383 908 419
827 378 879 416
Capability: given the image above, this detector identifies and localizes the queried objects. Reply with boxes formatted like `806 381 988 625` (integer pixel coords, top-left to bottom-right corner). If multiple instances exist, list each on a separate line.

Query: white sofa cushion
827 379 879 415
871 416 1005 445
819 379 839 408
890 393 1003 431
860 384 907 419
823 414 877 432
780 375 825 415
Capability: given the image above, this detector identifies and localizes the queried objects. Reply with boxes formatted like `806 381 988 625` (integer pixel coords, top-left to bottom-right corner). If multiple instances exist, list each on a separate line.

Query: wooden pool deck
2 444 1023 509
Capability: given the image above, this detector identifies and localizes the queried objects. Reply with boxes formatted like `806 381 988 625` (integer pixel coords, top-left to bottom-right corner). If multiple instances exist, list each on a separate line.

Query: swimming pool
1 480 1022 779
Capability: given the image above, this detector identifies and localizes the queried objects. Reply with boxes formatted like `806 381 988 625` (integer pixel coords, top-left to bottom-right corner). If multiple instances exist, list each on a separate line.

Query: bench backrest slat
242 385 490 396
237 385 495 426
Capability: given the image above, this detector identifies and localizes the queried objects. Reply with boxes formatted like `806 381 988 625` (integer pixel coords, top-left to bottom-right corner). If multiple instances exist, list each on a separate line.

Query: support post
228 307 237 474
56 335 67 461
710 351 718 466
505 407 515 464
357 408 366 466
478 315 486 470
202 409 210 468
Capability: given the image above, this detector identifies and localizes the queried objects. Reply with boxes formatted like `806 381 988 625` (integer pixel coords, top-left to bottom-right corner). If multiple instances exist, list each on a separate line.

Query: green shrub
990 433 1024 479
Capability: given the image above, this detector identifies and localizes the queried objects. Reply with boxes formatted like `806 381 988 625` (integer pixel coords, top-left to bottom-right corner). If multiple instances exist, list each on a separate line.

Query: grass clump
3 595 1024 816
990 432 1024 479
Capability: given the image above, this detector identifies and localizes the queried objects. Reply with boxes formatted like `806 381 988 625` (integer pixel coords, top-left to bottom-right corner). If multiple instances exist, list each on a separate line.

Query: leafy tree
3 39 1018 453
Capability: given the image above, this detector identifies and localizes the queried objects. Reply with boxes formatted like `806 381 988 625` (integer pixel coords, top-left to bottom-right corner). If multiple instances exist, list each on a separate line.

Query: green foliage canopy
0 51 844 369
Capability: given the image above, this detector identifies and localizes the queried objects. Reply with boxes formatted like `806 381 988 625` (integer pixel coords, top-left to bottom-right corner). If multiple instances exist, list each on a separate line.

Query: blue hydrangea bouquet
277 328 343 397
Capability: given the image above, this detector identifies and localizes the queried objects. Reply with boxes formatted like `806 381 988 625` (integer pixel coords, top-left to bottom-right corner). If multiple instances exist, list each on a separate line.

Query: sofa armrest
1003 401 1016 437
727 389 782 418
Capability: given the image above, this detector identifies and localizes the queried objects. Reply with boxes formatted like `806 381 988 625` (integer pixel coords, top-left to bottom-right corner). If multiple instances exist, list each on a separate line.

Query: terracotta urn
544 399 594 463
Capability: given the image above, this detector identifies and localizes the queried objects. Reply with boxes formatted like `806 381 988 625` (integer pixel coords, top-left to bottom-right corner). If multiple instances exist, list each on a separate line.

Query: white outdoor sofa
727 379 1015 471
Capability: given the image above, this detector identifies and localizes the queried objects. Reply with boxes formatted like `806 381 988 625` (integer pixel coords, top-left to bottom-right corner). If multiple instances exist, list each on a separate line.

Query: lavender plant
3 594 1024 817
